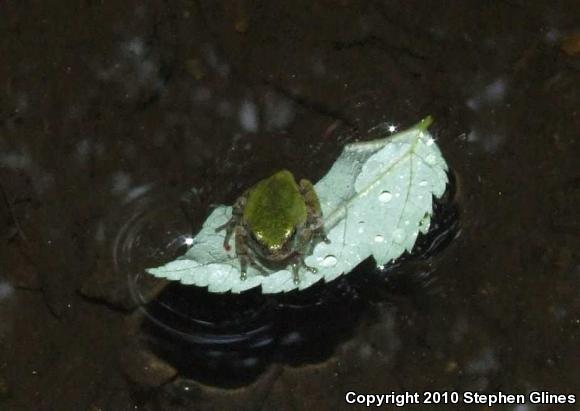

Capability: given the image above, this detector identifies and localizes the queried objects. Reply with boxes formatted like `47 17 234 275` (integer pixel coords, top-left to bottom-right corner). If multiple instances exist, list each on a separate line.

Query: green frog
216 170 329 284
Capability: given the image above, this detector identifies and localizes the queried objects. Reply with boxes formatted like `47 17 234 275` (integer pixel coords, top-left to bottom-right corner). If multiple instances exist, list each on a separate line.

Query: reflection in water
109 173 459 388
136 279 365 387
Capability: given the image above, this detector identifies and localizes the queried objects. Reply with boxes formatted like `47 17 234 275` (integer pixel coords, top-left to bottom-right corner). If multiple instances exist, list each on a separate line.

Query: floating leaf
147 116 449 293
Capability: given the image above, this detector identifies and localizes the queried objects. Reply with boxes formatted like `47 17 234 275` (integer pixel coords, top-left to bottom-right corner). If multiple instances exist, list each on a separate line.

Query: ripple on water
100 170 459 388
104 186 366 387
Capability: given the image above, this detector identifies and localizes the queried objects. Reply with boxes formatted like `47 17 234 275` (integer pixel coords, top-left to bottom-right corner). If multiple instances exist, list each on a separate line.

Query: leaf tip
417 115 434 131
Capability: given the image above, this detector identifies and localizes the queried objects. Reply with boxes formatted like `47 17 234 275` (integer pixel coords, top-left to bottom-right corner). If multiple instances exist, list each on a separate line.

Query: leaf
146 116 449 293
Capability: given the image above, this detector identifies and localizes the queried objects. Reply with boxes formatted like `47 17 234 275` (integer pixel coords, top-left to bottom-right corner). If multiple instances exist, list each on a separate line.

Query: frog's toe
239 258 249 280
303 263 317 273
297 256 318 273
292 270 300 285
290 258 317 285
291 265 301 285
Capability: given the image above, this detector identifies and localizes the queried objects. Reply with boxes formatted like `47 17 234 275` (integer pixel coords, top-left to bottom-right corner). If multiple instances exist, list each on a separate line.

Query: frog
216 170 329 284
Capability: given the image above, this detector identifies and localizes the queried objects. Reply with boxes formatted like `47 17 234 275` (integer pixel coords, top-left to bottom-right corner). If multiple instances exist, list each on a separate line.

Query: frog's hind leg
299 179 330 245
234 225 267 280
290 255 318 285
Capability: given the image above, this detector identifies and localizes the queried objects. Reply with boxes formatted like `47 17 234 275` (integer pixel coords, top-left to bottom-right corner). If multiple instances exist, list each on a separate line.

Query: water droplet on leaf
321 255 338 267
379 191 393 203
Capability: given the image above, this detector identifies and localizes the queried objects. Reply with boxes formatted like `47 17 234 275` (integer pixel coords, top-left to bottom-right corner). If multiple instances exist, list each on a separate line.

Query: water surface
1 1 579 410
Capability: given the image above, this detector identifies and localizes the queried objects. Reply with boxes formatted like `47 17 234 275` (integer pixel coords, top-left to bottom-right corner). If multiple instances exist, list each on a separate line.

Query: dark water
1 1 579 410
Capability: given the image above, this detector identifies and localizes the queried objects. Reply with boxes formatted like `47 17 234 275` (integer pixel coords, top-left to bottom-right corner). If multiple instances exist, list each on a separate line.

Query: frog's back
244 170 307 249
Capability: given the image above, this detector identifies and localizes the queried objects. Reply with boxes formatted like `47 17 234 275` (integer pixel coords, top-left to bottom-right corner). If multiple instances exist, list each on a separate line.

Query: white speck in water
242 357 258 367
321 255 338 267
0 282 14 300
374 234 384 243
265 92 295 130
425 138 435 146
125 38 145 57
112 172 131 194
404 220 410 225
239 100 258 132
76 139 91 162
484 78 507 103
544 29 560 44
378 191 393 203
387 124 397 133
184 236 194 246
281 331 303 345
0 152 32 169
419 180 428 187
392 228 405 243
125 184 152 202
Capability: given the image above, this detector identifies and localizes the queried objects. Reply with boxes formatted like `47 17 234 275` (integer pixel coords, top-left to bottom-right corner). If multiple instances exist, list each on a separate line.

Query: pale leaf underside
146 117 449 293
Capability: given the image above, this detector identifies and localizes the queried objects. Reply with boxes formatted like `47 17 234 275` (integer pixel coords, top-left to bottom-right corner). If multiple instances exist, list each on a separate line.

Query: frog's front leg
234 225 267 280
215 192 247 251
